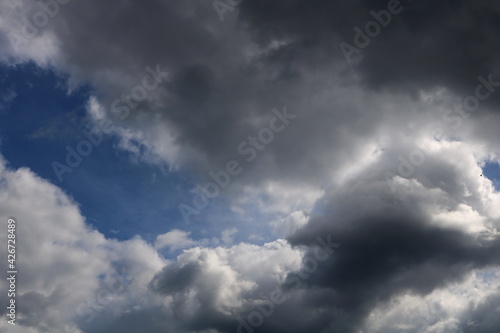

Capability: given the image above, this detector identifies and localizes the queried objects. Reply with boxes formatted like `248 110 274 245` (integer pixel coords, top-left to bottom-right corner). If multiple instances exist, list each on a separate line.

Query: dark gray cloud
150 262 201 295
239 0 500 100
143 142 500 332
281 142 500 331
288 214 500 331
5 0 498 185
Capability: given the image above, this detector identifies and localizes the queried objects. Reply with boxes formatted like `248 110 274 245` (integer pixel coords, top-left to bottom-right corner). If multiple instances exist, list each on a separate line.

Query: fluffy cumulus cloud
0 155 303 333
0 155 167 333
1 0 500 332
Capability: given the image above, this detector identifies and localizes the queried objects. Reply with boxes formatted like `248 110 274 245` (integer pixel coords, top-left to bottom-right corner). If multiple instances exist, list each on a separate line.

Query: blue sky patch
482 161 500 190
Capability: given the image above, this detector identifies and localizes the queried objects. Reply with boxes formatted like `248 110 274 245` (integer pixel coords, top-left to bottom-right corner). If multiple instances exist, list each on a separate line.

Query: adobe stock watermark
441 74 500 130
179 106 296 223
213 0 243 22
236 234 340 333
339 0 409 65
6 217 17 326
6 0 72 53
51 64 169 182
384 73 500 190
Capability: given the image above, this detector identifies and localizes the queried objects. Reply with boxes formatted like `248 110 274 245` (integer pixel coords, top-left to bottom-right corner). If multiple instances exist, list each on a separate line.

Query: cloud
238 0 500 100
284 138 500 331
364 267 500 333
270 210 309 237
0 154 305 332
0 155 166 332
149 239 303 331
1 144 500 332
155 229 197 251
459 290 500 333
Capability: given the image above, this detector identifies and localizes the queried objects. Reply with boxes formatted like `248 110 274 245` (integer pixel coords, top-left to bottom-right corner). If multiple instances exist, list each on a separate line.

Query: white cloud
270 210 309 237
150 239 304 318
155 229 197 251
0 155 166 332
364 267 500 333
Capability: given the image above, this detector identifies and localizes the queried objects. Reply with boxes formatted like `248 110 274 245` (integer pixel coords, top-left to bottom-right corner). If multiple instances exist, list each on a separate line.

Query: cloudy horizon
1 0 500 332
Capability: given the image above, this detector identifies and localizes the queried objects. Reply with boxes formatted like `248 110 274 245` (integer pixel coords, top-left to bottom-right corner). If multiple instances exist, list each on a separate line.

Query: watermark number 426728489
6 218 17 326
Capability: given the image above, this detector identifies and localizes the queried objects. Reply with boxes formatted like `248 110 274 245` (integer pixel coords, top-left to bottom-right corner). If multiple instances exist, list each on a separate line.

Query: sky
0 0 500 332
